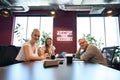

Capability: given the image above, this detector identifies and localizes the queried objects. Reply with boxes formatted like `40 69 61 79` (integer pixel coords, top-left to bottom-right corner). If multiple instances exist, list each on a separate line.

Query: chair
0 45 7 66
102 46 118 68
2 45 21 66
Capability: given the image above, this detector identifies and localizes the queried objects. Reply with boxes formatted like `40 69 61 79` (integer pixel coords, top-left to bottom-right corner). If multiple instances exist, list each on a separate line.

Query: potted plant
83 34 104 49
14 23 24 43
40 31 51 46
14 24 30 43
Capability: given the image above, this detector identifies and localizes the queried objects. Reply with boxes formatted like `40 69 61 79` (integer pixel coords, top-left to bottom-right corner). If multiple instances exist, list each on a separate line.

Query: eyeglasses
79 41 85 45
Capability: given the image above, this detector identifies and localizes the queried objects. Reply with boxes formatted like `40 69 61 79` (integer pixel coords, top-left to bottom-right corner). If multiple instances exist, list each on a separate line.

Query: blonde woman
16 29 47 61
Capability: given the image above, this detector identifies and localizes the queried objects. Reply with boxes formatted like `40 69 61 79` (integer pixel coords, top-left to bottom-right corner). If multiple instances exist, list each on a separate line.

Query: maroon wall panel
53 10 77 53
0 16 14 45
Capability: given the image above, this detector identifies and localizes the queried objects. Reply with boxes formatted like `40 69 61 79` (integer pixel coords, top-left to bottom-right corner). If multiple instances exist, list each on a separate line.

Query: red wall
0 16 14 45
53 10 77 53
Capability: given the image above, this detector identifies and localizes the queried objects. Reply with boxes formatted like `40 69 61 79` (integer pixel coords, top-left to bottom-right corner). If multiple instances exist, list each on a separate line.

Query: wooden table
0 60 120 80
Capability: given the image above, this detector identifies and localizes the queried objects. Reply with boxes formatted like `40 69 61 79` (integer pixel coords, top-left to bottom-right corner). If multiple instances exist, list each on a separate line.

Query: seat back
102 46 118 67
0 45 7 66
3 45 20 66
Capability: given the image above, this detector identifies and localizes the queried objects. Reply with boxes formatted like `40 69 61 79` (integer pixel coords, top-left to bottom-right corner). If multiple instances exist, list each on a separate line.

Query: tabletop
0 60 120 80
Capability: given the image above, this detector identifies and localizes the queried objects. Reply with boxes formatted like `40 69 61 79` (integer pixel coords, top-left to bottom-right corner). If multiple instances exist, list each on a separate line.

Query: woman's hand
44 53 50 59
40 55 47 60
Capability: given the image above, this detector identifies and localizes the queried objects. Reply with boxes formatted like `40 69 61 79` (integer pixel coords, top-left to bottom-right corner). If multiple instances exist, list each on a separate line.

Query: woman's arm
50 45 56 55
24 45 46 61
38 47 49 58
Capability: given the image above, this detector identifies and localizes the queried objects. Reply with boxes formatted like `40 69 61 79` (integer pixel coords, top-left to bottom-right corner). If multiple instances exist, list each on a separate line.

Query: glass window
91 17 105 48
13 16 53 46
105 17 119 46
77 16 120 49
77 17 90 48
27 17 40 39
13 17 28 46
41 17 53 38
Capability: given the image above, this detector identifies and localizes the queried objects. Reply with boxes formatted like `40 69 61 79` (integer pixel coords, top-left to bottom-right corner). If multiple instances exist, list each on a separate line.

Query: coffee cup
66 56 73 64
51 55 55 59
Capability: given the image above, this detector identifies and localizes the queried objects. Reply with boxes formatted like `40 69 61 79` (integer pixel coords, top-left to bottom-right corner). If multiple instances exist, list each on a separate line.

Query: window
13 16 53 46
77 16 120 49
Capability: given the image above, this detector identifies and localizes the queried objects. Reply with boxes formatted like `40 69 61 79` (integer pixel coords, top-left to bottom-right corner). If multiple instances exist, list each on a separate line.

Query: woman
41 37 56 57
16 29 47 61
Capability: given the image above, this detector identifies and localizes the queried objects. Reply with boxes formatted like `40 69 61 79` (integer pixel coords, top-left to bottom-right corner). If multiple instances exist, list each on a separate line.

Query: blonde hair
78 38 86 42
31 28 40 35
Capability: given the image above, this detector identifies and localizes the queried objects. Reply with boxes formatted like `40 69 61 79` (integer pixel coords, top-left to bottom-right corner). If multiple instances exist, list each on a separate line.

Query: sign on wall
57 31 73 41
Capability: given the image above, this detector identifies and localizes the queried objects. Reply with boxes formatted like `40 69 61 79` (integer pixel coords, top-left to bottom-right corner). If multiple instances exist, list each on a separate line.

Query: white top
16 41 39 61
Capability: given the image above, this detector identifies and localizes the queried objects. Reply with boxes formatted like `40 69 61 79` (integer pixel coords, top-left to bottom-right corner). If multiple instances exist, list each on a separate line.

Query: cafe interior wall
1 10 120 53
0 10 79 53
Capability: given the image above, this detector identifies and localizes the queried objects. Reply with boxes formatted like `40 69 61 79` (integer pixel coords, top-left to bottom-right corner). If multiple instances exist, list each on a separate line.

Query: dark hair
45 37 52 53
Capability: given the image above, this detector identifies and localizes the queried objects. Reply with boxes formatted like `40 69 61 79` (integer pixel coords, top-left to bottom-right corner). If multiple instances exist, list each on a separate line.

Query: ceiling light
107 10 113 14
0 8 12 17
49 9 56 18
50 10 56 15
